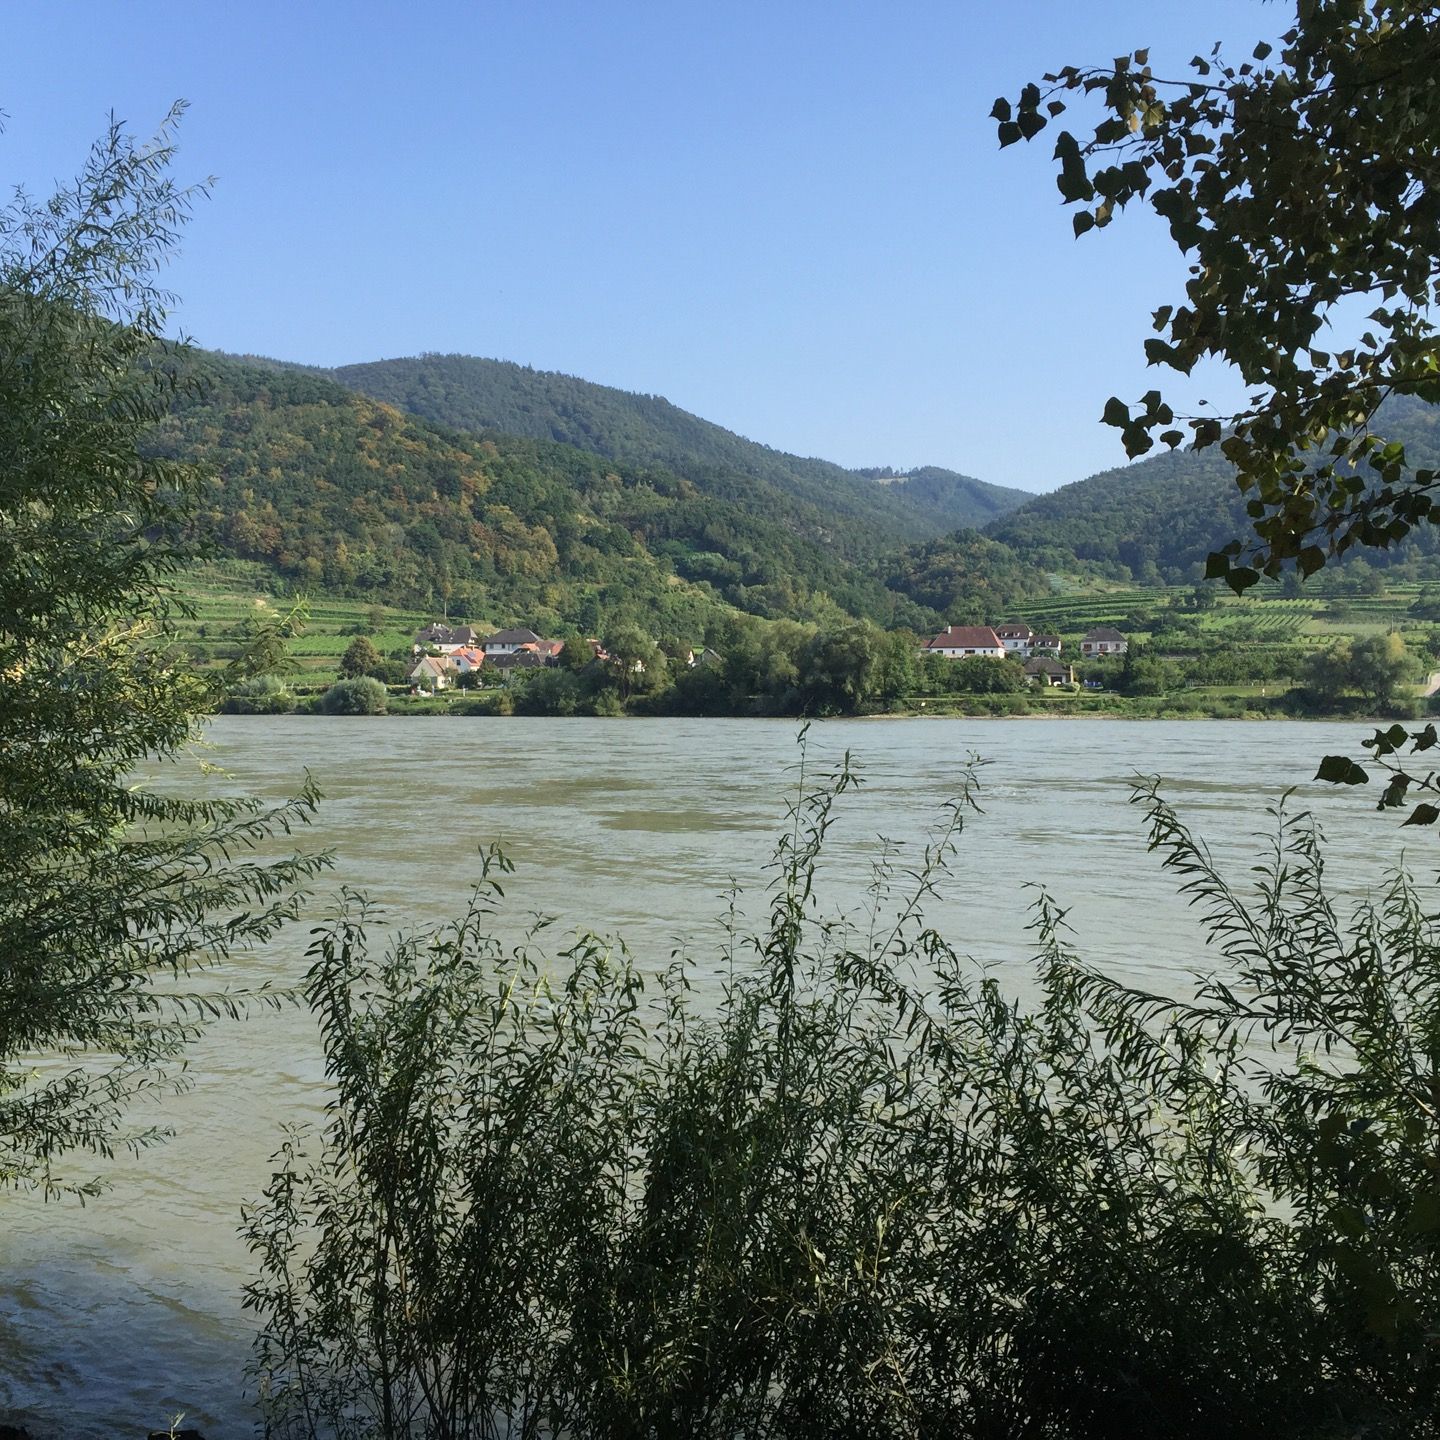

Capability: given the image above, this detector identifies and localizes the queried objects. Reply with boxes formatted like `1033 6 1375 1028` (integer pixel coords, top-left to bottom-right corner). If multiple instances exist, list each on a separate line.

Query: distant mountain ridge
191 347 1440 618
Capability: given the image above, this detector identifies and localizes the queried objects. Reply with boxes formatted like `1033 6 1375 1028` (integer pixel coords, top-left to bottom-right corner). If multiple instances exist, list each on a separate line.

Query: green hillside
986 395 1440 584
152 352 1008 635
318 354 1032 539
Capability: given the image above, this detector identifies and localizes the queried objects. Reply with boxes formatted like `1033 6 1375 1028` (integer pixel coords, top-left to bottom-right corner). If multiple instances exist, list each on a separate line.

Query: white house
483 628 543 657
412 623 485 655
994 622 1033 655
921 625 1006 659
1080 626 1129 657
409 655 456 691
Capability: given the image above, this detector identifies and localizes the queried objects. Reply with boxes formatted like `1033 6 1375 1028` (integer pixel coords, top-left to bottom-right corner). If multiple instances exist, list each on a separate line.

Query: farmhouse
1080 626 1129 657
1024 657 1072 686
921 625 1006 659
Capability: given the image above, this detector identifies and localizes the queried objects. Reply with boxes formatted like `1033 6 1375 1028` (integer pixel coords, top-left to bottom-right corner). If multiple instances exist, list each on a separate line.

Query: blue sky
2 2 1283 492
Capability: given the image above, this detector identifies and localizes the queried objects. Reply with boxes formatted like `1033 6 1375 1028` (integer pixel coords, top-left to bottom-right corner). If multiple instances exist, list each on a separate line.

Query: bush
221 673 297 715
319 676 388 716
243 747 1440 1438
458 689 513 717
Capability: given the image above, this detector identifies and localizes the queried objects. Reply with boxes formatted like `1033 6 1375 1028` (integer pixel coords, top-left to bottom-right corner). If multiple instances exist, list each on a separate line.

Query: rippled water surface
2 716 1431 1435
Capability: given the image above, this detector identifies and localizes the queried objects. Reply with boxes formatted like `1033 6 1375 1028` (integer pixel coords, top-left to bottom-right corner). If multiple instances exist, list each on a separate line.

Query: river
0 716 1429 1437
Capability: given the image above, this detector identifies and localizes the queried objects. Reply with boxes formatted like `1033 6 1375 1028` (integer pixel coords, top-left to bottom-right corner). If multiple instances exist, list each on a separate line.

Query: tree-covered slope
151 353 990 634
858 464 1033 532
321 354 1032 539
987 396 1440 584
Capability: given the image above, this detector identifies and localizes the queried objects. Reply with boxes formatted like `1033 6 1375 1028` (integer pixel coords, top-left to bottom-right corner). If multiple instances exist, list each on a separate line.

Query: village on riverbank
186 565 1440 722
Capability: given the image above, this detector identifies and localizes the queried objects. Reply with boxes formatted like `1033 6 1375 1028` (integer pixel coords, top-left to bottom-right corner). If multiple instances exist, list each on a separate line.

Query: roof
1024 657 1067 673
926 625 1004 650
414 622 481 644
1082 626 1128 642
486 628 543 645
451 647 486 664
995 622 1033 637
1031 633 1062 645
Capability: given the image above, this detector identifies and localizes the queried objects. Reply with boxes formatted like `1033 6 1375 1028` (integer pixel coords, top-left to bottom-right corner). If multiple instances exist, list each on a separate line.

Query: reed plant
243 740 1440 1438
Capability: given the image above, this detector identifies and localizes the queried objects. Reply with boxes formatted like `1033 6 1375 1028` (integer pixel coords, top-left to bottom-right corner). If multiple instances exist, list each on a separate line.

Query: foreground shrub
244 747 1440 1438
319 676 388 716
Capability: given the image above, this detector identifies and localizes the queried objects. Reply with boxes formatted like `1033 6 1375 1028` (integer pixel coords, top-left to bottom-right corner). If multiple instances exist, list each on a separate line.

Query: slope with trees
986 396 1440 585
320 353 1033 540
151 352 960 635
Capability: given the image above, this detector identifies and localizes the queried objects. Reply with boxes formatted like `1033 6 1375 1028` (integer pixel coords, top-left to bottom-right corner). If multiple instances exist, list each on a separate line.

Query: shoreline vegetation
189 566 1440 726
214 695 1410 721
231 748 1440 1437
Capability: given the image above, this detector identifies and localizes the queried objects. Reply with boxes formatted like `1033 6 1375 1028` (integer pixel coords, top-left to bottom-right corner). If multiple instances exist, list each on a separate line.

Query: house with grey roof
1080 626 1129 657
483 628 543 657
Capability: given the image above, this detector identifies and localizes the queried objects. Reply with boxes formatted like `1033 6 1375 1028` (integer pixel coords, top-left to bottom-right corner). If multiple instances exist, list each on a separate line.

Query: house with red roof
920 625 1006 659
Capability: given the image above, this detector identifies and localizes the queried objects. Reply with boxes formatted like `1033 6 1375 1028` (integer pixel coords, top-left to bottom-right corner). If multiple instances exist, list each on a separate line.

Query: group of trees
153 352 956 636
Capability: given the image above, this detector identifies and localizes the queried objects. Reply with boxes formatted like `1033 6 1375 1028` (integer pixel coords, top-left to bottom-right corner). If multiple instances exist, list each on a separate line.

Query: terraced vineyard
169 565 432 683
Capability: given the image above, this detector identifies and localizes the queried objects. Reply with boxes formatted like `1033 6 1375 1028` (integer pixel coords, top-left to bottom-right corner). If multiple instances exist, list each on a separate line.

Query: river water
1 716 1431 1437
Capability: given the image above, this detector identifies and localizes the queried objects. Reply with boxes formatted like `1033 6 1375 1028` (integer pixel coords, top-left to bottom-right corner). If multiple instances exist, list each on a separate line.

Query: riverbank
220 688 1426 722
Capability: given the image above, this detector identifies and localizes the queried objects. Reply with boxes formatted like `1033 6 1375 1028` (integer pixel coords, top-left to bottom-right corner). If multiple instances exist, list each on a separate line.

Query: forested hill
986 395 1440 584
313 354 1032 539
155 352 1038 633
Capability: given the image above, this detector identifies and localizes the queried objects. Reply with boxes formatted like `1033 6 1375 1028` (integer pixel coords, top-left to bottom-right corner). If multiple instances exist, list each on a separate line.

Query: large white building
921 625 1006 659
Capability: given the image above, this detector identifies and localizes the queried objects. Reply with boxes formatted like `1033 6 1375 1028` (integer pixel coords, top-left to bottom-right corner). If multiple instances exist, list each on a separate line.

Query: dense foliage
0 111 324 1195
245 753 1440 1438
154 353 951 634
321 353 1032 539
881 528 1051 615
996 0 1440 588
